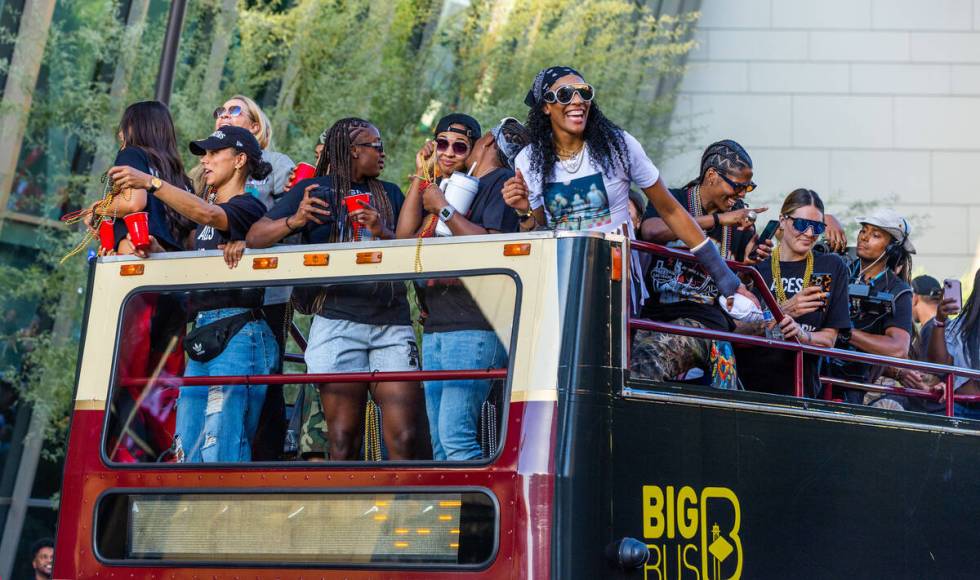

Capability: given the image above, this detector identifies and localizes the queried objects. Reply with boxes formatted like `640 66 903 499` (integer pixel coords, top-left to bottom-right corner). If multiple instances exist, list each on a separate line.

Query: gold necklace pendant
771 246 814 304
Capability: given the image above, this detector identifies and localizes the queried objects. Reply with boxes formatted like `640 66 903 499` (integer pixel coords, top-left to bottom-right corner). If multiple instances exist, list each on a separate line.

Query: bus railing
117 368 509 389
626 240 980 418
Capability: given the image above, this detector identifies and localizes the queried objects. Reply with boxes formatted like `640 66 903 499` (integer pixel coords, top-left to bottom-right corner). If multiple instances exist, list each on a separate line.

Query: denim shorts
305 316 420 373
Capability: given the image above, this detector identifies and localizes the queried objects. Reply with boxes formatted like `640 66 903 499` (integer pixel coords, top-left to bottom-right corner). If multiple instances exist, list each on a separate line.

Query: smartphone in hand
943 278 963 311
749 219 780 260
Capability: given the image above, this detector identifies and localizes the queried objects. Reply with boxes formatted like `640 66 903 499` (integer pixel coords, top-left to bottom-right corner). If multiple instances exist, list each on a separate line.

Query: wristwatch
147 176 162 194
515 207 534 220
438 205 456 223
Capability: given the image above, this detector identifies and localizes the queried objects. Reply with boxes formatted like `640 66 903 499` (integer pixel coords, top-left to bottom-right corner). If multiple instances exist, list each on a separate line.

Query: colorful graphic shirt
513 130 659 235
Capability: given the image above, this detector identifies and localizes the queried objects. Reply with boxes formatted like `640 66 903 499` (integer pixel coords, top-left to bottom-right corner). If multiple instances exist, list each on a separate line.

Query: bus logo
641 485 742 580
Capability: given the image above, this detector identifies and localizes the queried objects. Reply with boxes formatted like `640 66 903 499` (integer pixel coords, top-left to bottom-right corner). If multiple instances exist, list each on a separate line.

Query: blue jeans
175 308 278 462
423 330 507 461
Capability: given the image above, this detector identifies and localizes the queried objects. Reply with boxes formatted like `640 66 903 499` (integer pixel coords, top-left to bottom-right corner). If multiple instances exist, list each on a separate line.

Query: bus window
103 272 519 465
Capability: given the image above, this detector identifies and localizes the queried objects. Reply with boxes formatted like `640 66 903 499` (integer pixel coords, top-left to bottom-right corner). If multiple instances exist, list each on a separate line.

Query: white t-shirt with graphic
514 130 659 234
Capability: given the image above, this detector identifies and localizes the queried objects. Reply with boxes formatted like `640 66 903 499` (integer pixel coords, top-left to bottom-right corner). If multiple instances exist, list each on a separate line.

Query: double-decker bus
54 231 980 579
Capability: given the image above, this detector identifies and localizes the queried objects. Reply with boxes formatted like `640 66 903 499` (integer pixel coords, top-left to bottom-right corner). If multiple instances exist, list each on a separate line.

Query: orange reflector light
450 529 460 535
450 543 459 549
252 257 278 269
394 528 409 535
503 243 531 256
356 251 382 264
416 528 431 535
438 500 462 508
303 253 329 266
394 541 409 549
120 264 144 276
611 246 623 281
438 514 453 521
373 514 388 521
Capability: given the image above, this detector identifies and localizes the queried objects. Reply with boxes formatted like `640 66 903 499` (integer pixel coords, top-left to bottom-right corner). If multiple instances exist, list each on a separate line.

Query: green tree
0 0 698 457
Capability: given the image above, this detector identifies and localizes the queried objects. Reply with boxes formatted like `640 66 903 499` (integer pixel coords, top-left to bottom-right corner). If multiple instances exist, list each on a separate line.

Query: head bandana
524 66 583 107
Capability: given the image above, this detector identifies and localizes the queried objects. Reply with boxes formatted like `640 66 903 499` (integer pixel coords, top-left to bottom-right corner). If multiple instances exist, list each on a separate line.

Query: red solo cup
98 218 115 253
344 193 371 240
287 162 317 189
124 212 151 250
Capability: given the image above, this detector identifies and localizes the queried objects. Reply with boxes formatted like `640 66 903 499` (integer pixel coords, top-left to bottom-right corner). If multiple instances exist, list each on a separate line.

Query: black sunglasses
436 137 470 156
784 215 827 236
715 170 756 193
354 141 384 154
543 83 595 105
212 105 246 119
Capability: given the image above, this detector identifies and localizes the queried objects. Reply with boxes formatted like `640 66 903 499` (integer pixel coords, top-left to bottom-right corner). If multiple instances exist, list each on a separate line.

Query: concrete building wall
662 0 980 280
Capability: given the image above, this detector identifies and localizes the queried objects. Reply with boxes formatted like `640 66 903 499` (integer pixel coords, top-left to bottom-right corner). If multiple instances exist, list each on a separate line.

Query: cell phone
748 220 779 260
944 279 963 311
810 274 832 310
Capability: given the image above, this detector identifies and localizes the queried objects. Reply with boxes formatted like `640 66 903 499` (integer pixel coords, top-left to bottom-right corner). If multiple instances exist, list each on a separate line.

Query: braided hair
526 103 629 190
315 117 393 243
684 139 753 190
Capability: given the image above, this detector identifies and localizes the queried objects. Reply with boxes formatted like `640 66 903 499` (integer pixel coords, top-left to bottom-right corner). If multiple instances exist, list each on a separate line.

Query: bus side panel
54 408 105 579
53 400 556 579
610 396 980 579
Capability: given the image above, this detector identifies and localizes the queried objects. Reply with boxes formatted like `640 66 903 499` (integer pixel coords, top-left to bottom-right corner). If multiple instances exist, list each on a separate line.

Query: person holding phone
735 189 851 397
928 269 980 418
247 118 425 461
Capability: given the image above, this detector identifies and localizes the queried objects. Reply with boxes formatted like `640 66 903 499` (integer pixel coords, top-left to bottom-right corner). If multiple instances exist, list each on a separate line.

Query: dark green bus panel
550 235 980 580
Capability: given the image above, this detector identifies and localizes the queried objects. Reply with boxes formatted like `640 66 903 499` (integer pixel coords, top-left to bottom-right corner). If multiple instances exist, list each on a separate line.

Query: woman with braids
635 140 769 388
109 125 279 462
735 189 851 397
247 118 425 461
398 116 530 461
928 268 980 418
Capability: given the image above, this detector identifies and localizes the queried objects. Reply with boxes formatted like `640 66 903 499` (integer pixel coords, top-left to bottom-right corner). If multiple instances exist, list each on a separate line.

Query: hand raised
502 168 530 211
291 183 332 228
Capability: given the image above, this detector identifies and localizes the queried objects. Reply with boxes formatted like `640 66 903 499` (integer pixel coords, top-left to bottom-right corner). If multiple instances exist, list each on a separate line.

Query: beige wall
662 0 980 281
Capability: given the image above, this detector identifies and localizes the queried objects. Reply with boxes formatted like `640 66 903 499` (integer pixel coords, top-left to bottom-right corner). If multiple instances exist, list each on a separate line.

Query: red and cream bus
54 231 980 579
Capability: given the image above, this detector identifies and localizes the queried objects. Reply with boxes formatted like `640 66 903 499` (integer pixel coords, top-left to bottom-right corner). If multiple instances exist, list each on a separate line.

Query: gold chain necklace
771 245 814 304
556 143 585 173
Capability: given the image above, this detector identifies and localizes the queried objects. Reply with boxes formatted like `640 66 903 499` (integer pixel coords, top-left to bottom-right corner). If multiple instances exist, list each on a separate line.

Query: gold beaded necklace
771 244 814 304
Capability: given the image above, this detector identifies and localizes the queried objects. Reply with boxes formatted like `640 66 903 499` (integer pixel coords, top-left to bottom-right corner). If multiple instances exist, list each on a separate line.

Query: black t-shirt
828 269 913 385
736 252 852 396
640 187 755 331
423 167 520 334
916 317 936 361
190 193 268 313
111 147 182 251
266 176 411 326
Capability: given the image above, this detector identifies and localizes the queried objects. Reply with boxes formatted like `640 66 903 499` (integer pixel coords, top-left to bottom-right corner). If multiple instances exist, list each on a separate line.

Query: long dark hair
525 101 628 189
953 268 980 369
119 101 195 243
315 117 393 242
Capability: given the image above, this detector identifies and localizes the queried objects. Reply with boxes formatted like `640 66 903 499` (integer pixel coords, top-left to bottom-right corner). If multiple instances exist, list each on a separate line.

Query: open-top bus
54 231 980 579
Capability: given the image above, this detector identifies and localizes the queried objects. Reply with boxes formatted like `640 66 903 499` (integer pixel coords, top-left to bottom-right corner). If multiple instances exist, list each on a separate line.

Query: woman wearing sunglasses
633 140 767 390
736 189 852 397
198 95 294 209
397 117 530 461
504 66 755 306
247 118 425 461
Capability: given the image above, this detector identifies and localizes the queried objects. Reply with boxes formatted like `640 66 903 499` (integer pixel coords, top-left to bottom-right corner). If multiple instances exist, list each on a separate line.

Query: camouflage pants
298 384 329 458
631 318 738 389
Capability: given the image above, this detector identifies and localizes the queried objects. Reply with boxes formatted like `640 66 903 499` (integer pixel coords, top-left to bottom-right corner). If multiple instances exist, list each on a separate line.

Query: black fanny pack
183 308 264 363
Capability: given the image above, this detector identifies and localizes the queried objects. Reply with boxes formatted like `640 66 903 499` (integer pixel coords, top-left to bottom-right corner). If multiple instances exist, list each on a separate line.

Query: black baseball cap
434 113 481 141
912 275 942 298
190 125 262 159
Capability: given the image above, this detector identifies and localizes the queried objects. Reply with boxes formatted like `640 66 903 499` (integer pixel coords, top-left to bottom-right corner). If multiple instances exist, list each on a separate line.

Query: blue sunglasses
784 215 826 236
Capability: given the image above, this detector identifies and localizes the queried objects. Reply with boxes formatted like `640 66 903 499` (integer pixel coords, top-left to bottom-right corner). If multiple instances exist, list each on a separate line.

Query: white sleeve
513 148 544 210
946 324 971 390
623 131 660 189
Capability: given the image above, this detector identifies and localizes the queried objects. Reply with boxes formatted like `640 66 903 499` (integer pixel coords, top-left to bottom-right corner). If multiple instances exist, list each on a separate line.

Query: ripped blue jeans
174 308 278 462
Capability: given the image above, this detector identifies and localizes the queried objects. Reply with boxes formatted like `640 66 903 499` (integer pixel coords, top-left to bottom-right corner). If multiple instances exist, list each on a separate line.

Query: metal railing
628 240 980 417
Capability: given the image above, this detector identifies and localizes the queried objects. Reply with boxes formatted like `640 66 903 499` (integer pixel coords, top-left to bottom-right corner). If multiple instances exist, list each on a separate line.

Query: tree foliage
0 0 697 453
